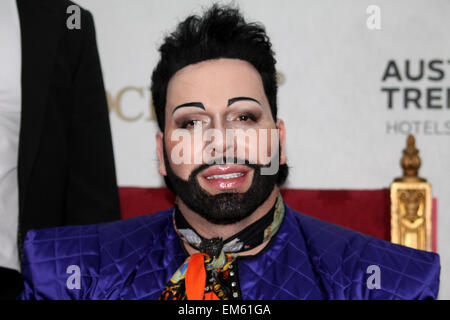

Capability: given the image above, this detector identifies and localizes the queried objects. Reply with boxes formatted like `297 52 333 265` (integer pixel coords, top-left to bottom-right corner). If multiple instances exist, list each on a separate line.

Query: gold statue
390 135 432 251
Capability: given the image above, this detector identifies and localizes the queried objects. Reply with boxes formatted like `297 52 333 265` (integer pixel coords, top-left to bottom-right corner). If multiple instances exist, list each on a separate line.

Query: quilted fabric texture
18 203 440 300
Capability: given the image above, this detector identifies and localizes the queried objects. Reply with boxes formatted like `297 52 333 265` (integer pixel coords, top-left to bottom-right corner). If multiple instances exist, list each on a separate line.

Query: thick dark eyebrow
172 102 205 115
227 96 261 107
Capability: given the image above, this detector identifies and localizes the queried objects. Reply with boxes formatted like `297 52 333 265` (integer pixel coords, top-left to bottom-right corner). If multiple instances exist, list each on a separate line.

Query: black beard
162 145 279 225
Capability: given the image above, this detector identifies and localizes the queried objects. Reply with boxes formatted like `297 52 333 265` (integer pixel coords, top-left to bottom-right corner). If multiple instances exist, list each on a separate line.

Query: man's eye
181 120 202 129
237 113 257 122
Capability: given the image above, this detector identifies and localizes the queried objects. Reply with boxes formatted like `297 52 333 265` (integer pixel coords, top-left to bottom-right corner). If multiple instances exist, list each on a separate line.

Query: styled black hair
152 3 288 186
151 3 278 131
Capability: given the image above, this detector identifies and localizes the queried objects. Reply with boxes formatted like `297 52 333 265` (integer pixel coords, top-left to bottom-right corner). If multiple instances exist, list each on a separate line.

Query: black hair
151 3 278 131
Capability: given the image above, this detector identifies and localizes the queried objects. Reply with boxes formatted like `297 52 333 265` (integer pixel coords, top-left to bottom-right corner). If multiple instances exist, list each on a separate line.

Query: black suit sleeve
65 10 121 225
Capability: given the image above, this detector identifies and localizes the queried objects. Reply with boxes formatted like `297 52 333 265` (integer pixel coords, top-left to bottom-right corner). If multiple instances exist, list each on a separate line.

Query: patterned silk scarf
159 191 285 300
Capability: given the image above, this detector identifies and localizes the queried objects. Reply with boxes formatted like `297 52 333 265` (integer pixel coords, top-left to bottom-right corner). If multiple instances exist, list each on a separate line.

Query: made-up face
156 58 286 224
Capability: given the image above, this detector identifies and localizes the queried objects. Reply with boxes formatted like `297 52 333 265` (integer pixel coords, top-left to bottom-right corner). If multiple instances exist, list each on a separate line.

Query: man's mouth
200 165 251 191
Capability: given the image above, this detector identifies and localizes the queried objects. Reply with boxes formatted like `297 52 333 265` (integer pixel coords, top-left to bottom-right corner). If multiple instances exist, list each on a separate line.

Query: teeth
206 172 244 180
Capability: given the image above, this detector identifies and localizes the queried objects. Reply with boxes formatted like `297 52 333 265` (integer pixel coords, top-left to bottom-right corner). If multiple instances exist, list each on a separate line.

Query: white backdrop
76 0 450 299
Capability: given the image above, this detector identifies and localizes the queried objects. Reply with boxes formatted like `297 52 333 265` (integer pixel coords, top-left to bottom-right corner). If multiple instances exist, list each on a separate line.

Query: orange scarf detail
185 253 220 300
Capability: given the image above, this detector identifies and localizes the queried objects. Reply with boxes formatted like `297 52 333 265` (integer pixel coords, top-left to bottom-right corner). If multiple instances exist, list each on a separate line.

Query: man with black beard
162 148 280 225
19 4 440 300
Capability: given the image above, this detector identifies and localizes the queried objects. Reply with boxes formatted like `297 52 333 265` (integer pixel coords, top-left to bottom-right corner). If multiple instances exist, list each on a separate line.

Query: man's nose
205 119 235 160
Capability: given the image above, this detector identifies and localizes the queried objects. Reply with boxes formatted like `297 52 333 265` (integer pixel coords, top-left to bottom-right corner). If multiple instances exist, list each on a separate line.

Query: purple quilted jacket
18 203 440 300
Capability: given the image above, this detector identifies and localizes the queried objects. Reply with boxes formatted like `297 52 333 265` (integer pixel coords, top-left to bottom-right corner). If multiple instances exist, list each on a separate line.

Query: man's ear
276 119 287 165
156 131 167 176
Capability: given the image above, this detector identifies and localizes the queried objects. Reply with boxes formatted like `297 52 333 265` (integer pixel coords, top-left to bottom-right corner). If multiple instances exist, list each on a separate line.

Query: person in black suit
0 0 120 299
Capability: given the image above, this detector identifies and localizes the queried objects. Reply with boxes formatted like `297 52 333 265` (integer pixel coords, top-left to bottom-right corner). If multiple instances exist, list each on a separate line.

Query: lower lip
202 172 249 190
